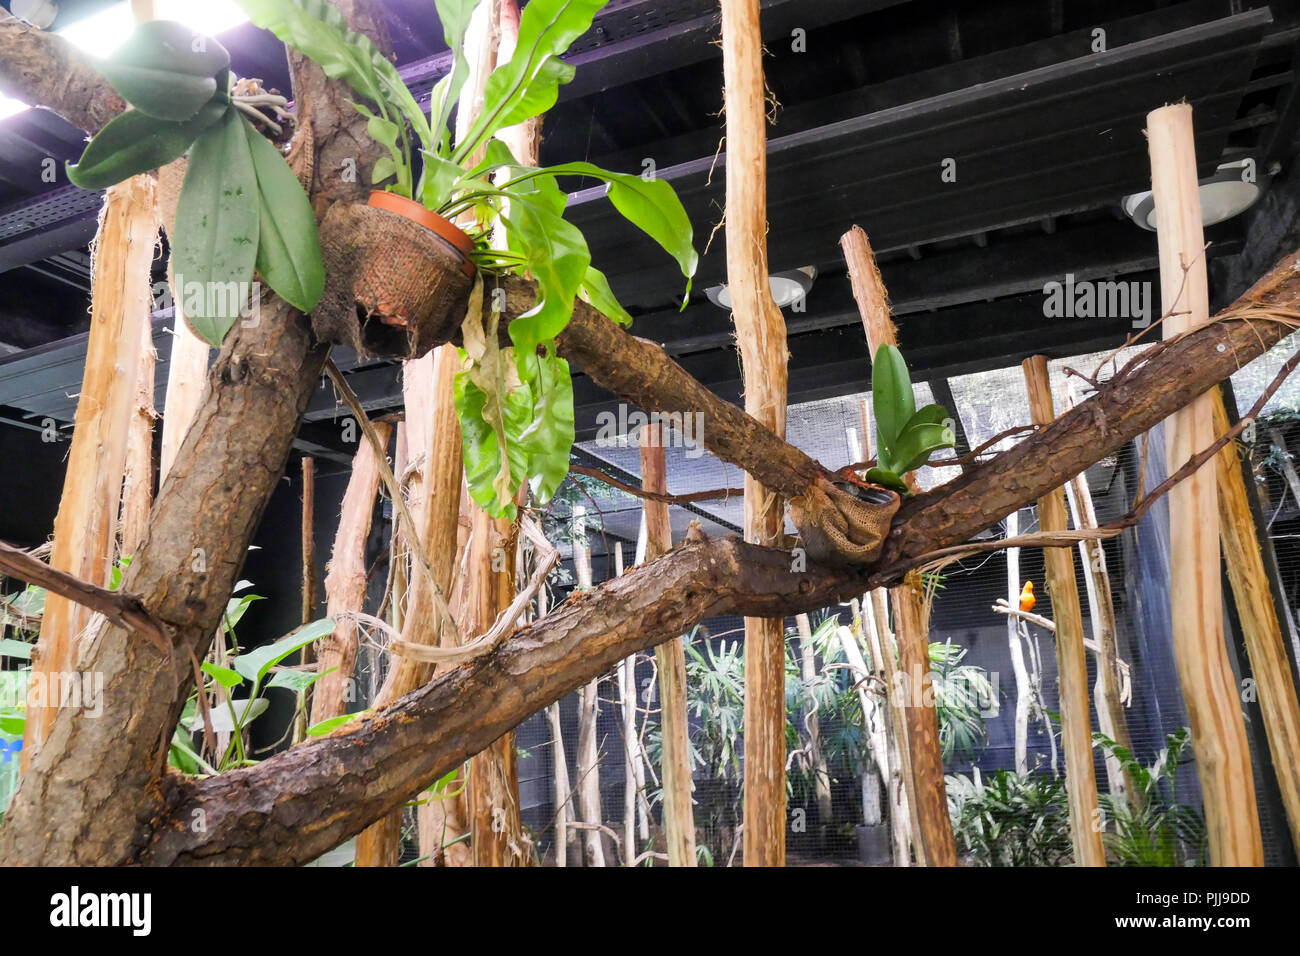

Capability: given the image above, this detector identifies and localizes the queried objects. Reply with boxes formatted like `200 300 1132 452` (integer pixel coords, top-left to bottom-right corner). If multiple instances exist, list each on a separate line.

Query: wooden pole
841 225 956 866
640 422 697 866
571 504 608 866
1021 354 1106 867
1147 103 1264 866
310 423 390 725
1212 390 1300 855
23 174 158 768
1004 509 1031 776
720 0 790 866
861 589 914 864
300 457 317 625
119 339 156 557
1060 390 1141 807
795 613 834 832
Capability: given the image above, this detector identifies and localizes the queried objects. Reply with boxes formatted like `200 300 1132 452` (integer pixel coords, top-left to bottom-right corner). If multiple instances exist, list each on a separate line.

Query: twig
569 463 743 504
324 359 460 647
0 539 169 654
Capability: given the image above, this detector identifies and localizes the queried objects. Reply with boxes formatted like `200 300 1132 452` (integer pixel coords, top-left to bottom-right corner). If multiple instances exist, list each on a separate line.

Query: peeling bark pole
1212 390 1300 855
0 0 386 867
795 613 834 831
571 505 608 866
640 423 697 866
311 423 390 725
542 583 576 866
1004 509 1031 776
359 346 466 867
1060 388 1140 807
841 224 956 866
1022 355 1106 867
120 336 157 558
158 309 212 484
719 0 791 867
1148 103 1264 866
24 174 159 770
862 589 914 864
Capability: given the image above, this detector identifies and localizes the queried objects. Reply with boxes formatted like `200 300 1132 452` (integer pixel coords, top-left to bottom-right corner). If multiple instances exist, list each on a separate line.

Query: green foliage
929 640 993 763
67 19 324 340
947 769 1074 866
1094 727 1207 866
866 345 957 493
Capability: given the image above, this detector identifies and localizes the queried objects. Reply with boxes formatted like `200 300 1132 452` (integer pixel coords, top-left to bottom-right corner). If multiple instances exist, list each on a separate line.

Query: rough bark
0 0 387 867
1022 355 1105 867
0 13 125 135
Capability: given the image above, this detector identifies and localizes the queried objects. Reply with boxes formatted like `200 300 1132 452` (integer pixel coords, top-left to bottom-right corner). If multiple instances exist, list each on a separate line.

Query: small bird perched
1019 581 1036 612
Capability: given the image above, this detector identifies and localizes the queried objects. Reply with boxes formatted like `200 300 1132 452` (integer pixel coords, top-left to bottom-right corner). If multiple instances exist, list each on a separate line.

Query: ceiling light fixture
1122 158 1268 231
706 266 817 310
10 0 59 30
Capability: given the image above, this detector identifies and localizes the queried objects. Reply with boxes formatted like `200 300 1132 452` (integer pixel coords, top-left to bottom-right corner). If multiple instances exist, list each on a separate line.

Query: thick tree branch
0 540 168 653
0 13 125 134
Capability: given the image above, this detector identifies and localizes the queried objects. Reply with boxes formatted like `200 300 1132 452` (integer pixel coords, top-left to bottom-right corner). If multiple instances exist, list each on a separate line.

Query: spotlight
706 266 817 310
1122 159 1267 231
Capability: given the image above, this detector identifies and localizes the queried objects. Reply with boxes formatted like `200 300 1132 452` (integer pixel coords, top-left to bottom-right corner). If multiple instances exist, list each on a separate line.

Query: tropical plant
1094 727 1207 866
67 20 324 344
929 640 993 763
947 769 1074 866
237 0 699 519
865 344 957 493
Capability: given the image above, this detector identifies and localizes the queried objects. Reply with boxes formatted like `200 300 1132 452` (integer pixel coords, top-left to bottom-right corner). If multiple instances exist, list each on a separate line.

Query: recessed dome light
1122 159 1267 231
706 266 817 310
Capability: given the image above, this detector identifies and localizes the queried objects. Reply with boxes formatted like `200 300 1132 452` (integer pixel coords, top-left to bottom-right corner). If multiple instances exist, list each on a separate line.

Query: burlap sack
789 475 901 566
313 201 474 360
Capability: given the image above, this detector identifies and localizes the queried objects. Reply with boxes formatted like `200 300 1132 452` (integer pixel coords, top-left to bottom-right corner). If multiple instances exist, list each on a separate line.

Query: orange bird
1019 581 1036 612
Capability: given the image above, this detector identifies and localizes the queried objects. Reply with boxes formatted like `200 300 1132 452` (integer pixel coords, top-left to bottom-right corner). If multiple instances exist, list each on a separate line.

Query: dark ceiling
0 0 1298 468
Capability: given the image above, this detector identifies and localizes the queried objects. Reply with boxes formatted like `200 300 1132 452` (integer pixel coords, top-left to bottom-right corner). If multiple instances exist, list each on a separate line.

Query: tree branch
0 540 168 654
0 13 124 134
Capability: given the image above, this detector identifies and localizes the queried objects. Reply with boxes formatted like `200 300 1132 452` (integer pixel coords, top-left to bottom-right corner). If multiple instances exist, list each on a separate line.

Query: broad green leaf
352 101 410 198
500 195 590 373
201 661 244 690
517 161 697 294
429 0 483 154
455 363 532 519
186 697 268 734
871 344 916 466
222 593 263 635
66 100 228 190
233 617 335 688
0 639 32 660
518 353 575 504
892 421 955 474
243 116 325 313
267 667 331 694
579 265 632 326
456 0 607 162
109 20 231 78
493 57 575 130
172 108 261 344
5 586 44 618
307 710 370 737
863 467 909 494
97 63 218 121
420 149 469 209
901 403 951 432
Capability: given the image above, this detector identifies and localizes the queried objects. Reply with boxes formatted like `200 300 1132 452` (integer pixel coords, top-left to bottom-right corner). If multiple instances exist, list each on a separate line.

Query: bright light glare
60 0 250 58
3 1 252 120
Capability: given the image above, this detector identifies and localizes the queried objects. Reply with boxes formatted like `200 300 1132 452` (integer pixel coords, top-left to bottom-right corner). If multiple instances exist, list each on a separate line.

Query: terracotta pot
339 191 477 359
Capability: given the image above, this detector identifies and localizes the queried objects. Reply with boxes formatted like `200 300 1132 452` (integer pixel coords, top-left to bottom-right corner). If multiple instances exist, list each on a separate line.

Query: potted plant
237 0 700 519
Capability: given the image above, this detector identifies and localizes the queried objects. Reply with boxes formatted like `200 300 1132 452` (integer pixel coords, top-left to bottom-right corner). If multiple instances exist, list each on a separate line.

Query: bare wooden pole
1022 355 1106 867
24 174 158 768
571 504 608 866
311 423 390 725
1060 389 1141 807
719 0 790 867
795 613 834 831
120 338 156 557
1004 509 1031 776
640 422 697 866
544 559 575 865
861 589 914 864
300 457 317 626
1212 390 1300 855
1147 103 1264 866
841 225 956 866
